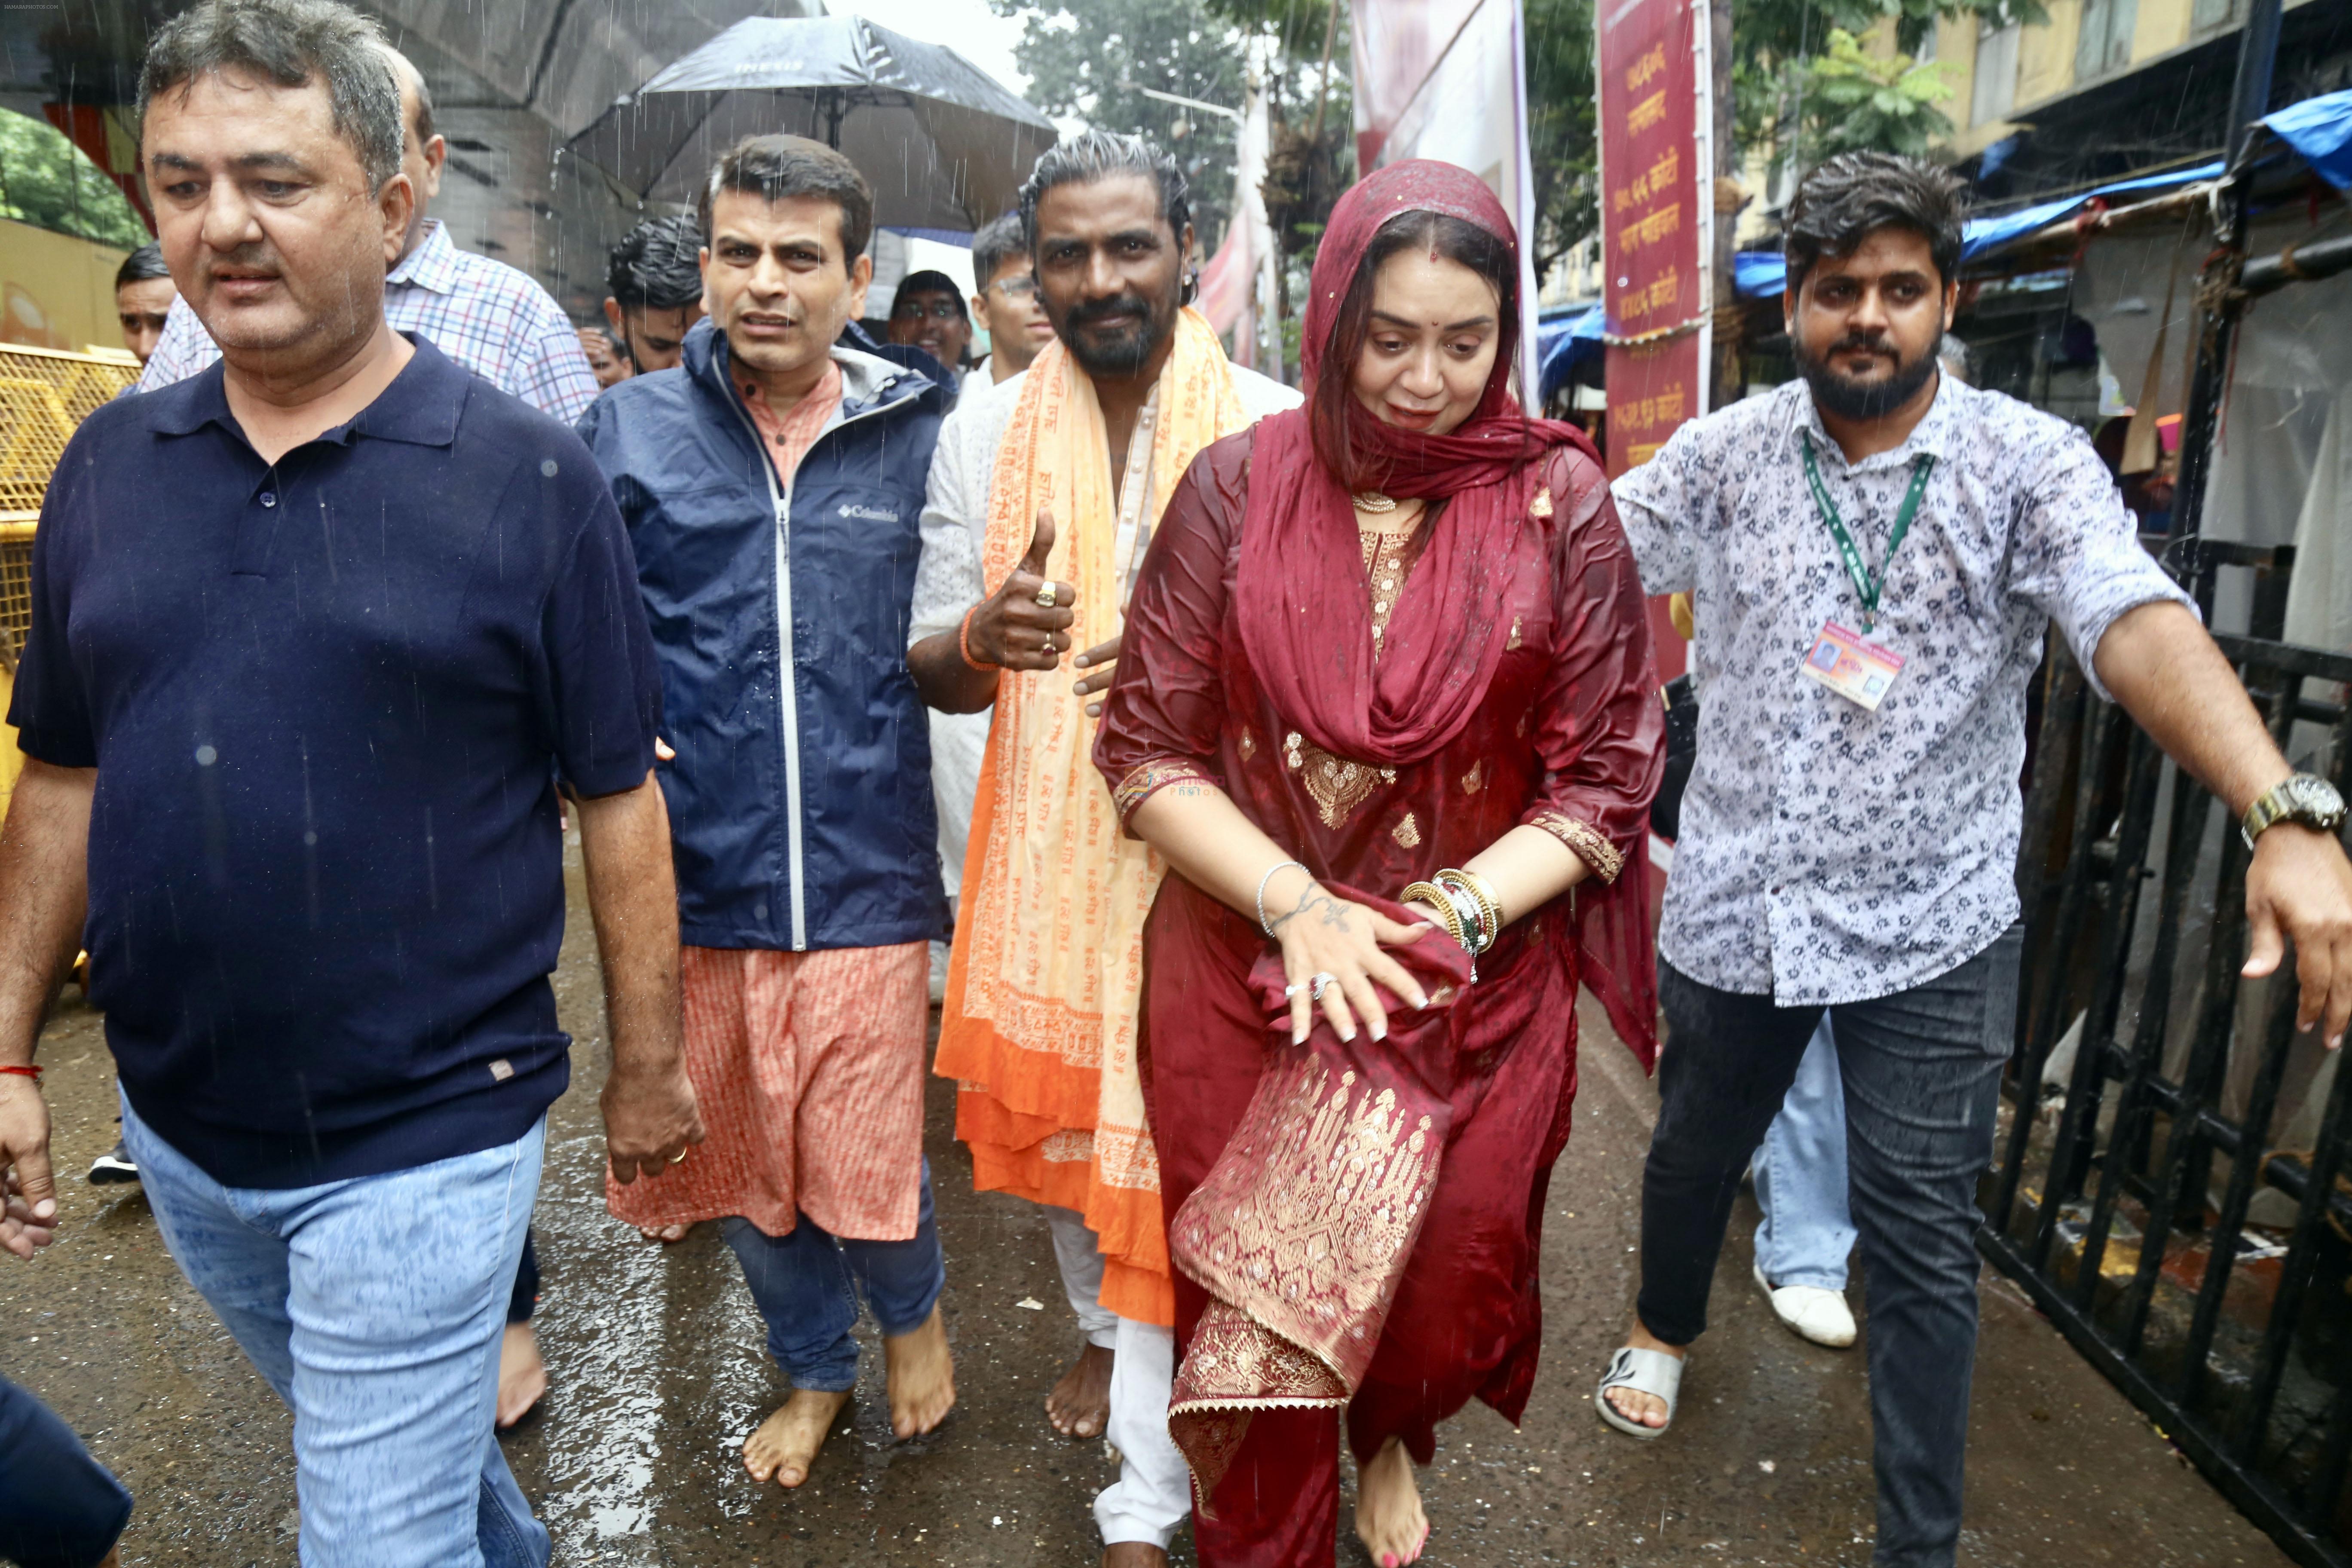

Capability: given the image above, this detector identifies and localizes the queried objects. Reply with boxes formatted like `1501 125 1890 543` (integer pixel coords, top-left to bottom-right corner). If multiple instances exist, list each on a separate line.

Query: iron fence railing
1984 537 2352 1568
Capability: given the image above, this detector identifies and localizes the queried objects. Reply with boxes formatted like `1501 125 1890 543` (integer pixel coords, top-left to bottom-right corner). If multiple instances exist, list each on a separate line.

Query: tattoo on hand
1271 891 1349 935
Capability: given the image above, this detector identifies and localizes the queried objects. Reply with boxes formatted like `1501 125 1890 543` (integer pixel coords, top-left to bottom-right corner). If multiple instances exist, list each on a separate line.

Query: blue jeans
1638 926 2023 1567
722 1158 946 1392
1753 1016 1858 1291
120 1096 550 1568
0 1377 132 1568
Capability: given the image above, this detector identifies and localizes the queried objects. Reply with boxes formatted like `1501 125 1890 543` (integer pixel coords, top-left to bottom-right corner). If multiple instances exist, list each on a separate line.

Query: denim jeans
0 1377 132 1568
722 1157 946 1393
1753 1016 1858 1292
119 1096 550 1568
1637 925 2022 1568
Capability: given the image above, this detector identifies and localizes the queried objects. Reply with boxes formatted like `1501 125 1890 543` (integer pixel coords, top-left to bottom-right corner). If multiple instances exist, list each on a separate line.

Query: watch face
2285 775 2347 825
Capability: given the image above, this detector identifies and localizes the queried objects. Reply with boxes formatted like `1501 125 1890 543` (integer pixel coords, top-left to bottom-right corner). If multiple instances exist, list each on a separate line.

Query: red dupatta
1232 160 1655 1060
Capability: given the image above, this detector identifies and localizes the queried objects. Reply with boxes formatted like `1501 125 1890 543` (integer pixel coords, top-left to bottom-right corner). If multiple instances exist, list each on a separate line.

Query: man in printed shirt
1595 152 2352 1565
906 132 1299 1568
136 44 598 425
577 135 957 1492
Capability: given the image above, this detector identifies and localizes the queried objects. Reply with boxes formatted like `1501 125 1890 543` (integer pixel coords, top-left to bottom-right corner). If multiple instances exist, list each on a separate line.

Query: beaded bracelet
957 606 996 672
1256 860 1309 937
1437 867 1504 952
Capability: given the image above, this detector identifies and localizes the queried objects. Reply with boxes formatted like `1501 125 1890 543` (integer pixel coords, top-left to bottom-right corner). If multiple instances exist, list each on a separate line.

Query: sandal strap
1599 1345 1682 1406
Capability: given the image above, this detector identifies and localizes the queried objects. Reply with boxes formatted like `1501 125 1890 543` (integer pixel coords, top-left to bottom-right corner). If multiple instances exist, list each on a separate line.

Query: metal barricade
1985 538 2352 1568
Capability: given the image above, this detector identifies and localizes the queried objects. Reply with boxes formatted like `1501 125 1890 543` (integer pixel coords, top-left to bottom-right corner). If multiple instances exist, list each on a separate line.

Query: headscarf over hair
1236 159 1600 769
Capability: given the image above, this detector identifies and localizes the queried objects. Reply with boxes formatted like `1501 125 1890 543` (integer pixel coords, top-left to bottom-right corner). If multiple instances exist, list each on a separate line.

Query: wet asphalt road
0 850 2298 1567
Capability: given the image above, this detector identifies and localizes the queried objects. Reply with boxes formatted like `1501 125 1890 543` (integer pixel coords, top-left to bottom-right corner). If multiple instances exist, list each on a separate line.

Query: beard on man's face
1052 278 1179 379
1795 331 1939 423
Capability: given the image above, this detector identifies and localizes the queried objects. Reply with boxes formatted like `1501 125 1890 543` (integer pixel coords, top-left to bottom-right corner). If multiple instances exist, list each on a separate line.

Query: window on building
2075 0 2139 80
2191 0 2238 34
1972 13 2022 125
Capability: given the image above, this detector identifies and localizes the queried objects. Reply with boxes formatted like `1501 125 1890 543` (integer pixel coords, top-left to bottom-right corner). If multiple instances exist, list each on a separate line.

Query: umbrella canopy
569 15 1057 238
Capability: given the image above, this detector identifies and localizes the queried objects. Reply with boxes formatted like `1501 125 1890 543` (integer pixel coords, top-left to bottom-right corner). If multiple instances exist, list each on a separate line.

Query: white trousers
1042 1206 1189 1548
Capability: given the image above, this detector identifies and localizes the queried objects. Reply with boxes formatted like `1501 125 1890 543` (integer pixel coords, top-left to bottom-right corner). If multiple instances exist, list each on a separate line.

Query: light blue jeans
1752 1016 1858 1292
120 1095 550 1568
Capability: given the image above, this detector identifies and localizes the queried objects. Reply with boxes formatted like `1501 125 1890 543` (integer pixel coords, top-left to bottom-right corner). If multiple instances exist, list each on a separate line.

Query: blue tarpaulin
2266 86 2352 190
1729 158 2224 297
1537 303 1605 403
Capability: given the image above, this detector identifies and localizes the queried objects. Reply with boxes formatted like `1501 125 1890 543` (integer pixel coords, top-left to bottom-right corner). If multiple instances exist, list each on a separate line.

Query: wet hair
607 214 704 312
1018 130 1191 254
970 212 1027 291
139 0 404 195
699 135 873 267
1309 209 1519 493
381 44 433 147
1784 151 1967 291
114 242 170 291
890 269 968 321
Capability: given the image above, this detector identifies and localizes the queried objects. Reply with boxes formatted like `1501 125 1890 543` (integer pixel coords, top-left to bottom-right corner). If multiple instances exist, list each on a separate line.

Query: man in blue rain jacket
576 135 958 1490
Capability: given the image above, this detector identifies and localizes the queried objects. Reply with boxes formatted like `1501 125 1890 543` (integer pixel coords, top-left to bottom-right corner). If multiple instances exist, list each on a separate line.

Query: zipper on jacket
723 374 923 952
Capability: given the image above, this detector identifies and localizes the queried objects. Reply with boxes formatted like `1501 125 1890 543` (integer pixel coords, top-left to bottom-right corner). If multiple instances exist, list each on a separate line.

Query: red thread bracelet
958 606 997 673
0 1065 42 1080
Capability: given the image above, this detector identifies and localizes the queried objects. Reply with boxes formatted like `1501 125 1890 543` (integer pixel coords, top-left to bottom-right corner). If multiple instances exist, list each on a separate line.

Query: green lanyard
1800 434 1935 634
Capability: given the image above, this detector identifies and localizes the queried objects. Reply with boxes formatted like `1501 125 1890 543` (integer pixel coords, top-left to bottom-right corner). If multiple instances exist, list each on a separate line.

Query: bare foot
496 1321 548 1428
1355 1436 1429 1568
1102 1544 1169 1567
743 1387 851 1487
638 1222 691 1244
1601 1317 1683 1430
883 1303 956 1439
1047 1341 1113 1437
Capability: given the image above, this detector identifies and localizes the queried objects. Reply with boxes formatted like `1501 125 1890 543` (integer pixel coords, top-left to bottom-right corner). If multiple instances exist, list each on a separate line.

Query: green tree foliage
992 0 1254 237
1518 0 2037 279
0 109 149 250
1794 28 1957 160
1524 0 1600 274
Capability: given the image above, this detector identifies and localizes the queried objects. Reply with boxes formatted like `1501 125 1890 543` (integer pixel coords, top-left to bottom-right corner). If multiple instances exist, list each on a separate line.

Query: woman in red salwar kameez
1092 159 1663 1568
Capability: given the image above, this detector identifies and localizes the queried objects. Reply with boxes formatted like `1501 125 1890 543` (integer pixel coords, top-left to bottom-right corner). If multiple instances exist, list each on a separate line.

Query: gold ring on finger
1035 582 1058 609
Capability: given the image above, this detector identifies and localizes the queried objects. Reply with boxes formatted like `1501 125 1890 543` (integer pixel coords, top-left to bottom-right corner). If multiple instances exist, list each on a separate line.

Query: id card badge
1800 620 1905 710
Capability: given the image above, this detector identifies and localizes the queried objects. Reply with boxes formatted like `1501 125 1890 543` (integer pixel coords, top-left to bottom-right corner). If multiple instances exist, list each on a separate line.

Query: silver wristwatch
2241 773 2348 849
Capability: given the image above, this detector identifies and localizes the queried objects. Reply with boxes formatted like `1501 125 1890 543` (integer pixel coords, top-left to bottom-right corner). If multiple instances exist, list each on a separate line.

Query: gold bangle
1400 880 1465 949
1435 867 1501 953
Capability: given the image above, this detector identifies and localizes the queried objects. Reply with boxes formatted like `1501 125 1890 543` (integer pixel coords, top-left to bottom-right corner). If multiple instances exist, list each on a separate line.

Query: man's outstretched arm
572 770 704 1182
0 759 95 1253
2095 600 2352 1047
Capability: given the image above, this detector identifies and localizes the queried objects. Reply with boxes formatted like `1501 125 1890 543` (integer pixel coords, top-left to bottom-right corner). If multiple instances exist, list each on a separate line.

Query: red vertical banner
1599 0 1709 681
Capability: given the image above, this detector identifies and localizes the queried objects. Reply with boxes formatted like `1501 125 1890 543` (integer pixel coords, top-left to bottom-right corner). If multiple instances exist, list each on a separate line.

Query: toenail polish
1382 1556 1397 1568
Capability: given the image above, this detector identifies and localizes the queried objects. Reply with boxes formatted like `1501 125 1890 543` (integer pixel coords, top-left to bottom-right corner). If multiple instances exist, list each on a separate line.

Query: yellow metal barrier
0 344 135 816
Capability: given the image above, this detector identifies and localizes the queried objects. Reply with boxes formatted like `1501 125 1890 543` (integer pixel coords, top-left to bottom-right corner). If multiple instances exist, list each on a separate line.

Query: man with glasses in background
886 267 976 388
969 211 1053 387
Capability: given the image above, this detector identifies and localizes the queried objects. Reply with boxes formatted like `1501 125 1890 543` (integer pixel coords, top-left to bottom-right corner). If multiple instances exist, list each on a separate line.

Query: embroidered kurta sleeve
1093 436 1247 824
1520 448 1666 882
2006 422 2197 703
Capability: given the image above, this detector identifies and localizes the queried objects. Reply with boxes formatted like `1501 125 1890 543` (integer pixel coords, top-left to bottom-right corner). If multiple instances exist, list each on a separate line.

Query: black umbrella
569 15 1058 236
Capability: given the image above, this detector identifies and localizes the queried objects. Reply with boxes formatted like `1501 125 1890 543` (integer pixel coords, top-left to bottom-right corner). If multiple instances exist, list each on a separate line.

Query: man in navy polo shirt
0 1 701 1561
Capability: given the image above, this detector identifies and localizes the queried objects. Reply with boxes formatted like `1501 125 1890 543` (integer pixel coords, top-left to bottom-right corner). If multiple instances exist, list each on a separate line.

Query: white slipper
1595 1345 1681 1439
1753 1262 1857 1348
